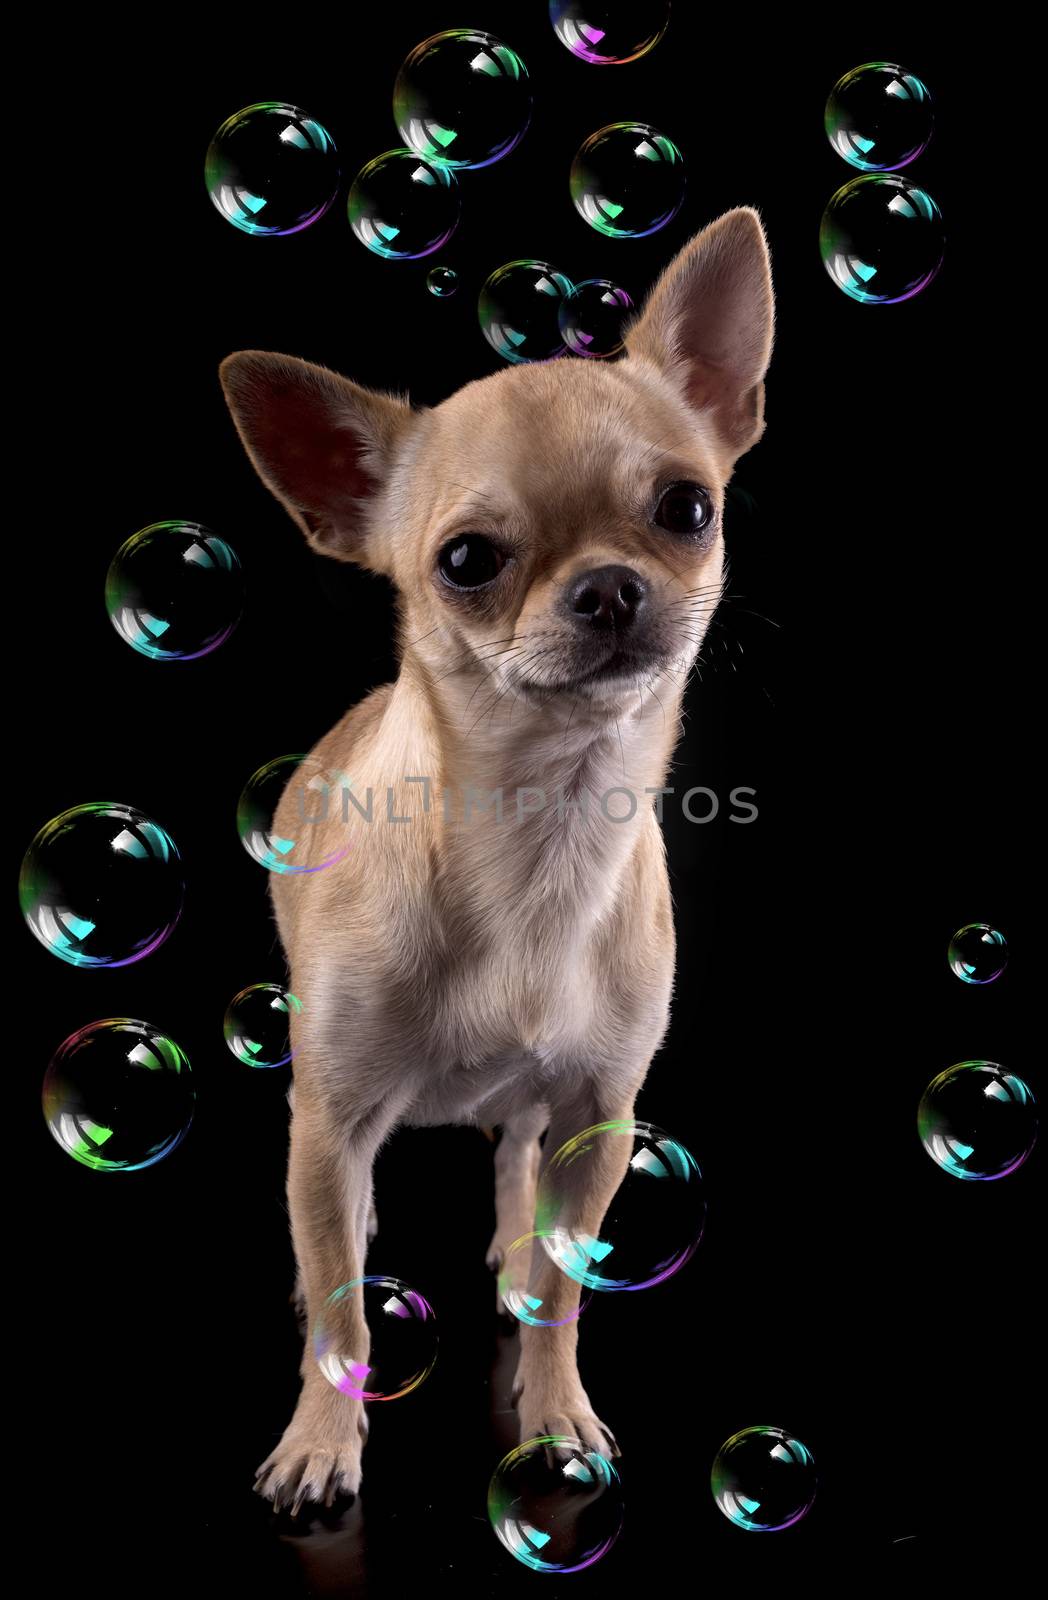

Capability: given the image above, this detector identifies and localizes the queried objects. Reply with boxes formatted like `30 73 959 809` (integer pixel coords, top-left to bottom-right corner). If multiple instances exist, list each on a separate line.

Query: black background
19 12 1038 1594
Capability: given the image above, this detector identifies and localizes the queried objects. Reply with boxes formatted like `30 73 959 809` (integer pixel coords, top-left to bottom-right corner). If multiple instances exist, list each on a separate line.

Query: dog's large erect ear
219 351 418 570
624 207 774 460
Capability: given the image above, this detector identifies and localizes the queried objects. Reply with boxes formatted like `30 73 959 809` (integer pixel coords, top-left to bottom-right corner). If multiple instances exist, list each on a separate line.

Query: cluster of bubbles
479 264 636 363
819 62 943 304
204 30 532 267
918 923 1036 1181
39 981 301 1173
488 1418 819 1571
202 28 680 364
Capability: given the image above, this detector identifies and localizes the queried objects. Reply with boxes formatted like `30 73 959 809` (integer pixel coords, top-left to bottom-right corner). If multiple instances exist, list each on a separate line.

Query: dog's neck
405 650 683 820
386 651 684 954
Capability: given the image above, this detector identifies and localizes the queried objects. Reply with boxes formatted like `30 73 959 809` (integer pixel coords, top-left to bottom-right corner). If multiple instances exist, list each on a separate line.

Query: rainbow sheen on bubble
237 755 352 875
394 29 532 170
571 122 684 238
497 1233 592 1327
348 149 460 260
204 102 339 236
825 62 934 172
489 1435 623 1573
712 1426 817 1532
43 1018 194 1172
559 279 634 357
427 264 459 297
20 803 183 968
919 1062 1037 1181
948 923 1008 985
313 1276 437 1400
537 1120 705 1291
224 984 302 1068
479 260 574 363
105 521 244 661
550 0 670 64
819 174 944 304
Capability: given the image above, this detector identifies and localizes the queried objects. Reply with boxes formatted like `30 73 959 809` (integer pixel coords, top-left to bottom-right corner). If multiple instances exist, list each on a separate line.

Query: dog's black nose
566 565 647 631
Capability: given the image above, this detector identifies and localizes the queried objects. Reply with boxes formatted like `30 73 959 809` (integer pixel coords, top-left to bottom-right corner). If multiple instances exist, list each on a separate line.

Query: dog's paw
255 1410 368 1516
513 1376 620 1462
366 1200 379 1242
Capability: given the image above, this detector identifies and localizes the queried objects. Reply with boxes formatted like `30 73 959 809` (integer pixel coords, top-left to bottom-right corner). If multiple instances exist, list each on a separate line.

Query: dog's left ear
624 207 774 461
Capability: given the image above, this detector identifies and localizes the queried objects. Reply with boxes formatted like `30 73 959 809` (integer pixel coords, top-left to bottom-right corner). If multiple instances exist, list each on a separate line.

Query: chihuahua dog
220 208 773 1514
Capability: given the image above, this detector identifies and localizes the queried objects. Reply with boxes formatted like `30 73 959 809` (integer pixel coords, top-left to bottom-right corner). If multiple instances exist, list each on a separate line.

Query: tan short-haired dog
221 208 774 1514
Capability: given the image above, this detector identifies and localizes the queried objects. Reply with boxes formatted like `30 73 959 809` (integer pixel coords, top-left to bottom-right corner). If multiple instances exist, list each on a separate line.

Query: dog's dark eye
437 535 506 590
653 482 713 536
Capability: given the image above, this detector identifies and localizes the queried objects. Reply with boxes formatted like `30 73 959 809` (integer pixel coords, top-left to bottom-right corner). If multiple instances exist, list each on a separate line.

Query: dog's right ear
219 351 419 572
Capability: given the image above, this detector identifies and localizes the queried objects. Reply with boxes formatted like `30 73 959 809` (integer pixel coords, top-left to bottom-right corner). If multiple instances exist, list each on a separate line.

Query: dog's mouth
518 647 663 697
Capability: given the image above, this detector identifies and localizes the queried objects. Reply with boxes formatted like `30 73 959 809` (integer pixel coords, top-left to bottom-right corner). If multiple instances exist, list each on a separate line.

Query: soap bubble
43 1018 194 1172
571 122 684 238
489 1434 623 1572
105 521 244 661
479 260 574 363
550 1 670 64
948 923 1008 985
237 755 352 875
819 174 944 304
919 1062 1037 1181
20 803 183 968
559 279 634 357
536 1120 705 1290
205 102 339 236
224 984 302 1068
314 1276 437 1400
427 264 459 297
394 29 532 169
497 1233 592 1326
825 62 934 172
348 149 460 259
711 1425 817 1531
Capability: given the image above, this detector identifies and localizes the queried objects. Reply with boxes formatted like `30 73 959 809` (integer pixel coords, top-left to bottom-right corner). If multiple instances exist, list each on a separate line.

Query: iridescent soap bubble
394 29 532 169
348 149 460 260
825 62 934 172
488 1435 623 1573
479 260 574 363
559 279 634 357
20 804 183 968
550 0 670 64
498 1233 592 1327
204 102 339 236
712 1426 817 1531
43 1018 194 1172
536 1120 705 1290
224 984 302 1068
819 174 944 304
919 1062 1037 1181
427 264 459 297
314 1277 437 1400
948 923 1008 985
571 122 684 238
237 755 352 875
105 521 244 661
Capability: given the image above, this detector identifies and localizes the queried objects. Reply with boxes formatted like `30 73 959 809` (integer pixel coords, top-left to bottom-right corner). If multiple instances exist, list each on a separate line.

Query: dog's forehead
424 359 718 512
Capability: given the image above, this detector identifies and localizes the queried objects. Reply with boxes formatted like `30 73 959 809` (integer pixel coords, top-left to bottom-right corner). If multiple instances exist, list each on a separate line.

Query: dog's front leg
486 1105 549 1303
511 1088 639 1460
255 1089 395 1514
